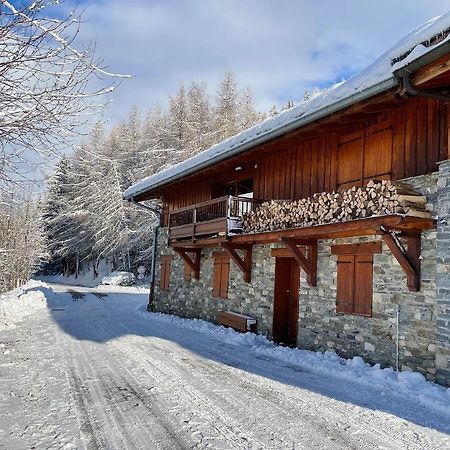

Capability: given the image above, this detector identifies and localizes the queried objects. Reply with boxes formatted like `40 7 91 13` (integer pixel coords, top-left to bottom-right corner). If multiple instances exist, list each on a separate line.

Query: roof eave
124 78 398 201
124 39 450 202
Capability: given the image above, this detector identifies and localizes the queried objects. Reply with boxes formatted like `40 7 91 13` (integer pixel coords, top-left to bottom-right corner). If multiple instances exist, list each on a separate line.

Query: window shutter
336 255 354 313
213 253 230 299
213 258 221 297
165 257 172 290
219 258 230 299
354 255 373 316
183 261 191 282
160 256 172 291
160 259 166 290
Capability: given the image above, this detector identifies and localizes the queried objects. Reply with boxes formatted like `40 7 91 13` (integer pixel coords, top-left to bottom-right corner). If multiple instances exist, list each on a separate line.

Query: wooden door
273 257 300 346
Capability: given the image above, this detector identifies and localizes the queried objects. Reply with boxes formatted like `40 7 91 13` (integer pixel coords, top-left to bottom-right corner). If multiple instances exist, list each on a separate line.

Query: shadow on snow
31 284 450 437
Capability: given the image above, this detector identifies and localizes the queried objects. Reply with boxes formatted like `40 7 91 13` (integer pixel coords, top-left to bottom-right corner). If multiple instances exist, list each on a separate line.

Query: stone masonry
153 172 448 385
435 160 450 386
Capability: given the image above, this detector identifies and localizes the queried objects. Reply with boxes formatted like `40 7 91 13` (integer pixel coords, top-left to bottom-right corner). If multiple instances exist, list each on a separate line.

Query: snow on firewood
242 180 431 234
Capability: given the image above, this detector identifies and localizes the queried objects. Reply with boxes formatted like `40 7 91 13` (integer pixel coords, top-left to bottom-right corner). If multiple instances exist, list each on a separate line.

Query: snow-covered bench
218 310 257 333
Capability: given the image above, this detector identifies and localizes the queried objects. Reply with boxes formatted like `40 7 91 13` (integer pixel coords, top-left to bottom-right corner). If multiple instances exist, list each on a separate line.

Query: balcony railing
169 196 263 241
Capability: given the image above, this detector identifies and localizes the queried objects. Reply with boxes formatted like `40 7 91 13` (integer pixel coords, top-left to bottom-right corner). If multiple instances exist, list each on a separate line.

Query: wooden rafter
282 238 318 287
377 226 420 292
412 52 450 86
173 248 201 280
221 243 252 283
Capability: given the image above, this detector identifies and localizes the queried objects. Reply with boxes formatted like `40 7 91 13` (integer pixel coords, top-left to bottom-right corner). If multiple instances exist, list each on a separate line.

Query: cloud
64 1 450 121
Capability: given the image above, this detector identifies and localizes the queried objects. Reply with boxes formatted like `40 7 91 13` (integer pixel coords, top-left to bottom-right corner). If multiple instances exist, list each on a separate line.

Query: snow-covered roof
124 13 450 201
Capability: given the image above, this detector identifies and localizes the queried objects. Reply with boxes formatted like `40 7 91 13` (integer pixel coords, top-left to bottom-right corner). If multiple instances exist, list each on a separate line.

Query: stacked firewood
242 180 431 234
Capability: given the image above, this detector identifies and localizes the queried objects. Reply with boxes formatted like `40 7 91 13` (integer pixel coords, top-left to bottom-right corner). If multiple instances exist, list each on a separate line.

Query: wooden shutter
160 255 172 291
213 253 230 299
335 251 374 316
183 261 192 282
354 255 373 316
219 258 230 299
213 258 222 297
336 255 354 313
337 133 363 189
363 127 393 183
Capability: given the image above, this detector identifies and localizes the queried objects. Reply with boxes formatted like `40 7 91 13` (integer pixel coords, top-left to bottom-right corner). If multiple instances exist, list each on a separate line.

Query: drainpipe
129 199 162 311
396 68 450 102
395 304 400 372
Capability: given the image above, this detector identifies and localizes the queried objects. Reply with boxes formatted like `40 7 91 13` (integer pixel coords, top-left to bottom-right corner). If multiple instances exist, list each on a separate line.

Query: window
160 255 172 291
332 243 381 316
212 252 230 299
212 177 253 198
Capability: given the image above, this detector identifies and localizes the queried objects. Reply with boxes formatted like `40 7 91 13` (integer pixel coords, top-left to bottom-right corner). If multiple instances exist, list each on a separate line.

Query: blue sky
64 0 450 123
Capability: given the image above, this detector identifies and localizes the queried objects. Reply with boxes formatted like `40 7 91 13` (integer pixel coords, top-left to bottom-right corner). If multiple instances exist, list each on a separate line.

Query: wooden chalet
125 15 450 386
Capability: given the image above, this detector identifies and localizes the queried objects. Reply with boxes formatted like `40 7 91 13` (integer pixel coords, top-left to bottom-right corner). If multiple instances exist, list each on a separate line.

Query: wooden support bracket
282 238 318 287
173 248 201 280
221 243 252 283
377 226 421 292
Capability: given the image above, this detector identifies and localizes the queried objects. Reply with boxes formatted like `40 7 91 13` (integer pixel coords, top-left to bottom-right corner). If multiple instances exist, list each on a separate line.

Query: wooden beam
307 241 318 287
282 238 317 287
377 227 420 291
331 242 382 255
412 52 450 86
221 243 252 283
170 237 227 248
230 215 435 245
405 231 421 292
173 248 201 280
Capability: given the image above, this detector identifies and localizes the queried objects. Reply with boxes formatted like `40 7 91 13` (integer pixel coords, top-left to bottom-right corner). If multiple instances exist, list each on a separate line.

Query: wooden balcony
169 196 263 242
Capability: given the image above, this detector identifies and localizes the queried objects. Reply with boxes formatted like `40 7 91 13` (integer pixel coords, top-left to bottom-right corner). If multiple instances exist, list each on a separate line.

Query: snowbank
0 280 54 331
140 309 450 417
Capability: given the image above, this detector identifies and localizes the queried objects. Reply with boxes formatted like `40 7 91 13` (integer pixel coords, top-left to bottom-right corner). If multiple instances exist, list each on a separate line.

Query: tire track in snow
120 315 443 450
87 324 269 449
48 290 450 450
104 316 345 449
62 324 193 449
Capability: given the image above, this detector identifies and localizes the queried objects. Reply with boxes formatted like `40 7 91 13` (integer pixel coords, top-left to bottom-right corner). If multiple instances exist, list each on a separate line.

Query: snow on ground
0 280 52 331
141 311 450 418
1 282 450 449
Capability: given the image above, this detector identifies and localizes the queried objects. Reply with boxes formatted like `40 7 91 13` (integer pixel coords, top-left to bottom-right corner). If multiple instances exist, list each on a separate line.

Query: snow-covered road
1 283 450 449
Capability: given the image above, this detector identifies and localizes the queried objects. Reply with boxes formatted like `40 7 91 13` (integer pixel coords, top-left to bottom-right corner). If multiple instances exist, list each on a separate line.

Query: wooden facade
161 97 448 226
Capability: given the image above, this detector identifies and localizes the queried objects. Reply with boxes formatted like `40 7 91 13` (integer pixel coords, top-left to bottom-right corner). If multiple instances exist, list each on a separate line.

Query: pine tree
41 156 71 274
185 82 212 157
239 86 261 130
214 71 240 141
168 84 189 156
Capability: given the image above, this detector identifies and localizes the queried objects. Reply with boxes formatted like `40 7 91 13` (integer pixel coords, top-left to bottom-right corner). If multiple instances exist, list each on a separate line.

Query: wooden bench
218 310 257 333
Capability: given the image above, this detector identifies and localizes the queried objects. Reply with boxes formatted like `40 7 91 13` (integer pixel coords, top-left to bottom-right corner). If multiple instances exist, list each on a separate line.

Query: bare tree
0 0 129 190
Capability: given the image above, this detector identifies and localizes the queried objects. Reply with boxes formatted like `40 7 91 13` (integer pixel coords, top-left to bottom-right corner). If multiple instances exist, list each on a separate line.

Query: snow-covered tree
214 71 240 141
0 0 128 191
41 72 267 277
240 86 266 130
185 82 212 157
168 84 189 155
0 191 46 292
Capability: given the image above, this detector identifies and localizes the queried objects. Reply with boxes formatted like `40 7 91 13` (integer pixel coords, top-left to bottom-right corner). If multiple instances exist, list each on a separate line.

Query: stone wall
435 160 450 386
154 229 275 336
153 172 444 384
298 232 437 380
296 173 438 380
